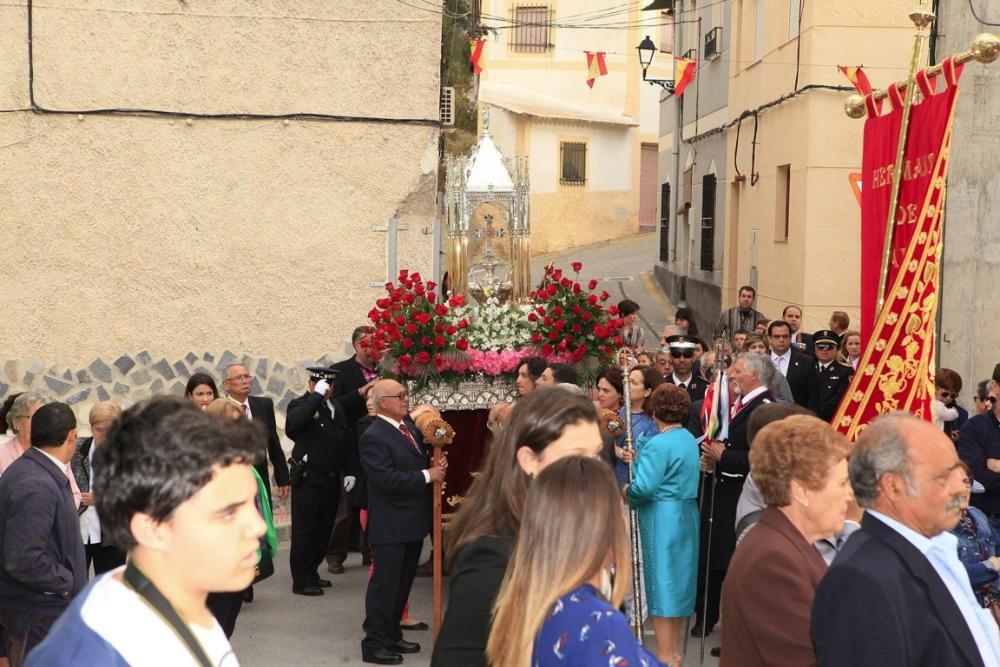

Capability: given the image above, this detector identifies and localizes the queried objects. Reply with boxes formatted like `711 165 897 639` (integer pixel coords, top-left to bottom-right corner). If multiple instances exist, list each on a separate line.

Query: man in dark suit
958 362 1000 533
812 413 1000 666
360 380 445 665
783 304 814 355
327 325 378 574
223 362 290 501
768 320 816 409
694 352 774 639
811 329 853 423
286 367 358 596
0 402 86 666
664 334 707 402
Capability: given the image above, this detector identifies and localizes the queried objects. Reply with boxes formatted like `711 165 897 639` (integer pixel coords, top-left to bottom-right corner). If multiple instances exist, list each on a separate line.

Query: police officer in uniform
812 330 854 423
286 367 358 596
664 334 707 402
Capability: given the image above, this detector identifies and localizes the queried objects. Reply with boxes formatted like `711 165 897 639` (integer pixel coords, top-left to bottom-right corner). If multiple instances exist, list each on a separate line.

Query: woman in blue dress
487 457 667 667
627 384 700 666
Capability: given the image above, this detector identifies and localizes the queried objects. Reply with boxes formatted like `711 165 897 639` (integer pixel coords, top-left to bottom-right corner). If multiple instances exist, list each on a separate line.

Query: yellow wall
723 0 914 333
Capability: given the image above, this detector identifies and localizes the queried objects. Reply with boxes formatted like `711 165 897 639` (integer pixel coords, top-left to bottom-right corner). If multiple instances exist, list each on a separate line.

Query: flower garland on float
366 263 625 388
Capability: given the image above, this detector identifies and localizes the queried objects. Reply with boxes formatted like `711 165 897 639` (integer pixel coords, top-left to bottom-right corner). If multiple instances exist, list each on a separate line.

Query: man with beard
714 286 766 344
693 353 775 643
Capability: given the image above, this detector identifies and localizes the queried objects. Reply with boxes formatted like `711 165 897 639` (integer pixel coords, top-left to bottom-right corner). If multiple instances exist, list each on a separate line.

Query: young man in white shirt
27 396 265 667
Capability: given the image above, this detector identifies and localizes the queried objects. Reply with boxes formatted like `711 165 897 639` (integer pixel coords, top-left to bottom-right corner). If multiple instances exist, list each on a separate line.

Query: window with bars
511 4 552 53
700 174 717 271
560 142 587 185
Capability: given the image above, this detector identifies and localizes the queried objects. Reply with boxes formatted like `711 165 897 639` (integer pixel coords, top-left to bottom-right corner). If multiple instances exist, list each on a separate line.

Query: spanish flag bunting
585 51 608 88
674 57 696 97
470 38 485 76
838 65 873 96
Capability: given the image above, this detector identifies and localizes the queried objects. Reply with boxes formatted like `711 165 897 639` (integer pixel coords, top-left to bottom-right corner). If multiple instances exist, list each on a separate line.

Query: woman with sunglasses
974 380 995 415
487 456 667 667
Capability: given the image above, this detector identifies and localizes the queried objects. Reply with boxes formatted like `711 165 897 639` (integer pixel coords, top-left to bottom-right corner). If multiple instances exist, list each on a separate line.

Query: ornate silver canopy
444 107 531 301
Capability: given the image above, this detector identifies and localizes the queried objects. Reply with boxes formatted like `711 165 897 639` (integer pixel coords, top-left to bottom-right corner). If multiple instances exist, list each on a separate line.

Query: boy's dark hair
520 357 548 381
617 299 640 316
31 402 77 448
94 396 264 550
548 363 579 386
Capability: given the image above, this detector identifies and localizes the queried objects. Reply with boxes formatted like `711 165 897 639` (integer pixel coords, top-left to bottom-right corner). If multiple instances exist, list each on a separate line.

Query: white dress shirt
867 510 1000 666
771 349 792 376
79 444 101 545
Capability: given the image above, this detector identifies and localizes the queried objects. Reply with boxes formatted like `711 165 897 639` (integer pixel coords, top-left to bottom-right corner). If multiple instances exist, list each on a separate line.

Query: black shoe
399 621 429 631
292 584 324 596
690 621 716 637
314 578 332 588
327 562 345 574
391 639 420 654
711 647 722 658
362 551 373 567
242 586 254 603
362 648 403 665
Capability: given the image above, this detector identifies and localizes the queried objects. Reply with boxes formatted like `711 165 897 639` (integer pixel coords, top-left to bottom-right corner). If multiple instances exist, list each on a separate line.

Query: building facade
653 0 732 336
715 0 913 335
0 1 442 424
935 1 1000 389
475 0 668 254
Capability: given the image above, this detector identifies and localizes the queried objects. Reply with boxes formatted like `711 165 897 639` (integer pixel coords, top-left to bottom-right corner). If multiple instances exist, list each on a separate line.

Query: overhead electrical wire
967 0 1000 26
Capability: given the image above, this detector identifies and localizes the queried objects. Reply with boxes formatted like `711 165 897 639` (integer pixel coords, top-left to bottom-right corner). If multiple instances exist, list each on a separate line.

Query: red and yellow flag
838 65 873 96
470 38 485 76
674 57 696 97
585 51 608 88
834 58 965 440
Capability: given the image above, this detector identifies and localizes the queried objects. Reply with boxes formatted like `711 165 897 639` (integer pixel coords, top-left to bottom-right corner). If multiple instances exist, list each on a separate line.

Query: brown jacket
721 506 828 667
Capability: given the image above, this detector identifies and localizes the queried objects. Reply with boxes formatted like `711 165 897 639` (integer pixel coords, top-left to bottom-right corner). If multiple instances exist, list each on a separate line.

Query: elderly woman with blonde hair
720 415 854 667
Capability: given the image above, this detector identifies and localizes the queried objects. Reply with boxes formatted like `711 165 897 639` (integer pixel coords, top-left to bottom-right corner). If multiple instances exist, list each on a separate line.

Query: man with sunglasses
360 380 445 665
664 335 706 402
811 330 854 422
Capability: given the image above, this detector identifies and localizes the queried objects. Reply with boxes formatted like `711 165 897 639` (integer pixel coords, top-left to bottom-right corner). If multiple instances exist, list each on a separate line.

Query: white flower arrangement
452 296 534 352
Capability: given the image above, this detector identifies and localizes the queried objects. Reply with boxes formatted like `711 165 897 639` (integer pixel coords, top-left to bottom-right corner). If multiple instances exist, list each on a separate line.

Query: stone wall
2 349 350 436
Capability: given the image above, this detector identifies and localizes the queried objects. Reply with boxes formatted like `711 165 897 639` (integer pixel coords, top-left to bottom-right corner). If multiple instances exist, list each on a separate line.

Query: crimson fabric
439 410 490 516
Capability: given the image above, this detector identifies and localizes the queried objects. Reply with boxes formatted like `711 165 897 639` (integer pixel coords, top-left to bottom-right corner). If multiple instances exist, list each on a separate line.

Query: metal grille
705 27 722 60
700 174 716 271
440 86 454 126
511 4 552 53
560 142 586 185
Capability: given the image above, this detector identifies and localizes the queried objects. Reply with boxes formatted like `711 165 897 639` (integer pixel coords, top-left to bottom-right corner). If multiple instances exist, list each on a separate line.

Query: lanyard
123 562 214 667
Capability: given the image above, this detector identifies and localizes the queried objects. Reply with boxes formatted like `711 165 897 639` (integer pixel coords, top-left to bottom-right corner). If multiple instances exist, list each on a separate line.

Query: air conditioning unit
705 27 722 60
440 86 455 126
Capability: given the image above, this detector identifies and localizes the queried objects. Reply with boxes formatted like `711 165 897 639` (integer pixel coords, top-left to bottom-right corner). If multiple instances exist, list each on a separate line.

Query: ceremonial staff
616 348 646 640
696 339 728 666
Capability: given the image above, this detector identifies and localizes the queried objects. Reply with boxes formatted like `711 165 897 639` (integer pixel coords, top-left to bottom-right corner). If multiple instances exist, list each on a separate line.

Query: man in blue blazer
360 380 445 665
0 402 86 665
812 413 1000 667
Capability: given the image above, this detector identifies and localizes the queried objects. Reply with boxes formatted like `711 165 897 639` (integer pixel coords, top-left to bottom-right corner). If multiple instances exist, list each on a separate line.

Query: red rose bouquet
367 270 470 381
529 262 625 385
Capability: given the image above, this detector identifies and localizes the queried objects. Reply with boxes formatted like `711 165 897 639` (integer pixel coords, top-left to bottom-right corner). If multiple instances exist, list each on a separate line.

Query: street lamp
636 36 675 93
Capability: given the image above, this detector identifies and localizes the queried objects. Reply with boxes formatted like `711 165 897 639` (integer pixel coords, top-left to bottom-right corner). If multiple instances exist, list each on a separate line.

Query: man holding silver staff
694 353 775 652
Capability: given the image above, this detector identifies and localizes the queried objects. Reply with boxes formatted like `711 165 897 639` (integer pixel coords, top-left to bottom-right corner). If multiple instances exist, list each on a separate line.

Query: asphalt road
231 545 721 667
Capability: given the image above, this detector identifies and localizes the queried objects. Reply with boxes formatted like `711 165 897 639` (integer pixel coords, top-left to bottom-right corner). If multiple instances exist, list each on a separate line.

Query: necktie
730 398 743 419
242 403 249 417
679 383 687 390
399 424 421 453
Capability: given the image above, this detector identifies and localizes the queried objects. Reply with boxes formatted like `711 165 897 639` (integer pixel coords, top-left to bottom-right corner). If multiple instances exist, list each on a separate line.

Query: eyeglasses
670 349 694 359
815 343 836 351
380 393 408 401
938 390 955 399
226 374 252 382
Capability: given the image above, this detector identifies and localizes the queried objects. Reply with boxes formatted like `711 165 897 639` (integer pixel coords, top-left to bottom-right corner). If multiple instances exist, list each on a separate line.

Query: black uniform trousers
362 540 422 654
85 543 126 576
290 472 340 587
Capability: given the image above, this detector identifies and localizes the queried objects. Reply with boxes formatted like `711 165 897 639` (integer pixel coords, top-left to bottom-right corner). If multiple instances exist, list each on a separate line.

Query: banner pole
876 9 935 315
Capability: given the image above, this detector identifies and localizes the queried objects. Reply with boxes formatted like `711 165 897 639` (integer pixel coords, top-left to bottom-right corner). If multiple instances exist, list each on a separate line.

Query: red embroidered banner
836 58 964 440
